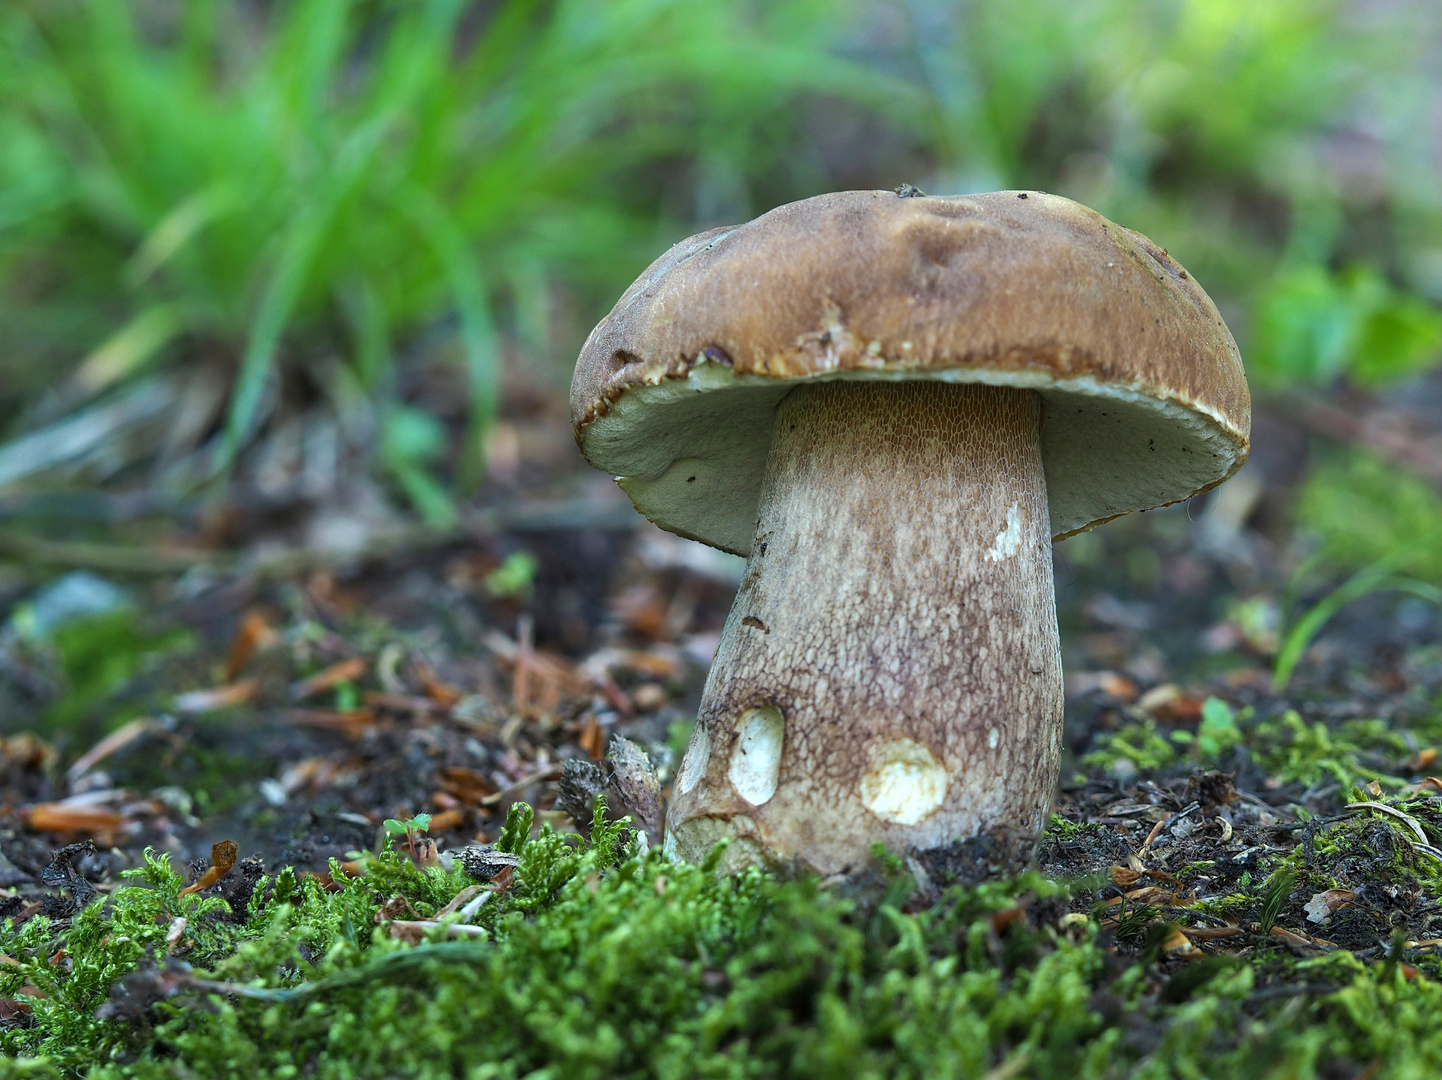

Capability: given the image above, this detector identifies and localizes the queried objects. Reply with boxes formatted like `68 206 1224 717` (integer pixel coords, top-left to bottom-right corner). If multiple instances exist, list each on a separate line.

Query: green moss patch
0 803 1440 1079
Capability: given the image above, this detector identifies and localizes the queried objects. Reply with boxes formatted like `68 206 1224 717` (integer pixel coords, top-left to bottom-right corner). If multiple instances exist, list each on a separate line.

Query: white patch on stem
859 739 948 825
728 706 785 805
984 502 1023 562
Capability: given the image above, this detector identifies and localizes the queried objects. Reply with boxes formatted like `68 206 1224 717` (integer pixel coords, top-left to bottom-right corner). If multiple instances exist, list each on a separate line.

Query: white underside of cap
581 361 1246 556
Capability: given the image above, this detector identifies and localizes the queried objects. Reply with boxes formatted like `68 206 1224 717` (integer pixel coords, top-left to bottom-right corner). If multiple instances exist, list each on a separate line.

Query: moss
0 805 1441 1078
1252 712 1413 791
1083 703 1431 794
29 610 194 738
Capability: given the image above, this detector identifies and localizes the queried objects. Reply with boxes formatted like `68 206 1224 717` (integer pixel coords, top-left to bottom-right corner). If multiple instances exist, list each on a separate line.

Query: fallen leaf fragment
385 920 488 944
1270 926 1334 952
1066 670 1139 702
179 841 238 896
630 683 670 712
1181 925 1245 941
1134 684 1205 722
577 714 606 761
224 610 274 682
25 802 125 838
1102 886 1177 908
426 809 465 833
484 630 588 713
1346 801 1431 845
67 718 168 781
479 764 561 806
174 680 258 714
415 661 463 708
0 999 31 1021
989 904 1028 932
606 736 663 840
1303 889 1356 925
437 766 498 804
291 657 368 701
434 886 485 918
38 842 97 913
1110 864 1141 888
1160 926 1201 958
289 708 378 737
1140 814 1171 851
455 848 522 882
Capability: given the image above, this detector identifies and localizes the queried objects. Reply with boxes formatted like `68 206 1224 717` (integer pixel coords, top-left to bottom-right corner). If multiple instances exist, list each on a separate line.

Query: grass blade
216 109 401 474
71 305 183 396
398 186 500 496
1273 572 1442 690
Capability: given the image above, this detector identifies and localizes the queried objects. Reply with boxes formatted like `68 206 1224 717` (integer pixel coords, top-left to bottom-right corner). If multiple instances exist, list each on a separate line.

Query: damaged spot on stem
860 738 947 825
728 706 785 806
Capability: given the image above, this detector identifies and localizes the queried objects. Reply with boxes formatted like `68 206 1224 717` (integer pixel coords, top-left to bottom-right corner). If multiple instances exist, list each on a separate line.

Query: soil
2 400 1442 975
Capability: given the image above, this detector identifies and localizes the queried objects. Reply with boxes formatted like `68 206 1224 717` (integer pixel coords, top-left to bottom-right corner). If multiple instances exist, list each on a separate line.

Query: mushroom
571 189 1250 874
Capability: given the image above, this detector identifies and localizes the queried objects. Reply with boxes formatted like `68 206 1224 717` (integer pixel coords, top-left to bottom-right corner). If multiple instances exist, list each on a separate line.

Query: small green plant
12 605 193 736
383 812 433 859
1085 698 1249 776
484 550 540 599
1258 868 1297 935
1250 264 1442 388
1197 696 1244 758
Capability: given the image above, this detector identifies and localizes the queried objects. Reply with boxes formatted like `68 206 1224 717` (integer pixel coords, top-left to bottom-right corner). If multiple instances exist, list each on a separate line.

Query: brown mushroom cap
572 189 1250 556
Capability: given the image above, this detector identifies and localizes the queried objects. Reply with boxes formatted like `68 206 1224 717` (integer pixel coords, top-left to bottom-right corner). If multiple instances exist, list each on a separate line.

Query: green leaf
1250 265 1358 384
1251 264 1442 388
1273 571 1442 690
1350 290 1442 386
1197 696 1241 758
1259 868 1296 935
484 551 539 599
380 406 455 528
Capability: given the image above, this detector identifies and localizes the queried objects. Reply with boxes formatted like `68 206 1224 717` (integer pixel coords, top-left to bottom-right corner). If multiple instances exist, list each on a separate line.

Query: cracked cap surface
571 189 1250 556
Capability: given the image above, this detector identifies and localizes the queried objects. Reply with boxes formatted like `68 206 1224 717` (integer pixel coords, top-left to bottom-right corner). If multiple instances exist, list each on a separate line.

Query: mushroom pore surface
665 380 1064 874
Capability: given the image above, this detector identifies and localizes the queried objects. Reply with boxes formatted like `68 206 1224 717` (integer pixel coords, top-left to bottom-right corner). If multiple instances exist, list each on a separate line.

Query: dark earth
3 378 1442 984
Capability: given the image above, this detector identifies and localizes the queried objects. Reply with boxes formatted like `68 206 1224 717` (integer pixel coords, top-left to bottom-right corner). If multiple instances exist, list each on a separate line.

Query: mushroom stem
665 380 1064 874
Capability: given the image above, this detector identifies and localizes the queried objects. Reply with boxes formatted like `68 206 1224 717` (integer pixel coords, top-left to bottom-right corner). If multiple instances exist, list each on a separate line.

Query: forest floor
2 386 1442 1077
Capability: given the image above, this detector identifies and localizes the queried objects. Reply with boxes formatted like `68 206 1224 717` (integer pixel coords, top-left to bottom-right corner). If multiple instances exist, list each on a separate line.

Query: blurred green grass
2 0 1441 530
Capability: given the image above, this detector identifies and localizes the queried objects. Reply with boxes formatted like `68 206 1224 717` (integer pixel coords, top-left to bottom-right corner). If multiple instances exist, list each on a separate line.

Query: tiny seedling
1259 868 1297 936
384 813 433 860
484 551 540 599
1197 696 1243 758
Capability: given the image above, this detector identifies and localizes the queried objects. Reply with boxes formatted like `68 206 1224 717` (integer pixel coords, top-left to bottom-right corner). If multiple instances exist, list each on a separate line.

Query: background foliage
2 0 1440 525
